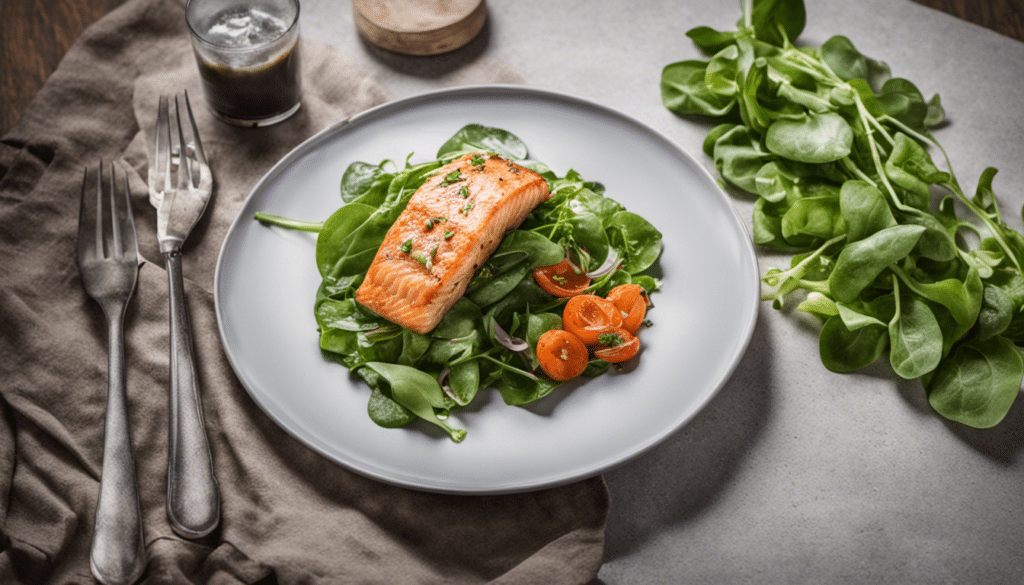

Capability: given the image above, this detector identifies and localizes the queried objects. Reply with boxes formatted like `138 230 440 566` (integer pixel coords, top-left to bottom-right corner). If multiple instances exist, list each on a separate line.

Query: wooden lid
353 0 487 56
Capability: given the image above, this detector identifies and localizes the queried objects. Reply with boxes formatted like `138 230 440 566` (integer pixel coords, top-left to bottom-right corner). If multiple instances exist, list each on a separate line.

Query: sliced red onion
586 249 621 278
492 320 529 352
437 368 471 406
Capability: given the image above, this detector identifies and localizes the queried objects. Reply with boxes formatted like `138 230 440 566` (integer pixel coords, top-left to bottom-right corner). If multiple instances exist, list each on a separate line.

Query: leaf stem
478 355 539 381
254 212 324 233
852 94 911 214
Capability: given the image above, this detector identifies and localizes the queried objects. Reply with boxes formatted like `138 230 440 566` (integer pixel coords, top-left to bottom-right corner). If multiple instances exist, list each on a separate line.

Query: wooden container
353 0 488 56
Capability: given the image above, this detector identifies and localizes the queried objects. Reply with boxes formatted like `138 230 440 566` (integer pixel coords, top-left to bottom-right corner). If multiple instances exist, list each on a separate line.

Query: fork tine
108 161 123 258
96 161 106 257
162 95 177 196
117 163 139 260
151 96 167 194
183 90 207 169
173 95 193 192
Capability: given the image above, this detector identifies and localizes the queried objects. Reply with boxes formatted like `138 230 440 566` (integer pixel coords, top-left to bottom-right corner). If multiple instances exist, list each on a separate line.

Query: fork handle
164 250 221 538
91 309 147 585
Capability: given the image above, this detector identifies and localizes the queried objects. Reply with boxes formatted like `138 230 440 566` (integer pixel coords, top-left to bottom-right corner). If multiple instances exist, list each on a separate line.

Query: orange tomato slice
592 327 641 363
533 257 591 297
606 284 649 334
536 329 589 381
563 294 624 345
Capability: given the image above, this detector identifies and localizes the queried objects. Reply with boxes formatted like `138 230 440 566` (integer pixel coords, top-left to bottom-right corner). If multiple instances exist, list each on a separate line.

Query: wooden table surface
1 0 1022 134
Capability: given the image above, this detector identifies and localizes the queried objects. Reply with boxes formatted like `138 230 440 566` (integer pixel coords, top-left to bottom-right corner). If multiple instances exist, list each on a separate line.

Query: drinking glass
186 0 302 127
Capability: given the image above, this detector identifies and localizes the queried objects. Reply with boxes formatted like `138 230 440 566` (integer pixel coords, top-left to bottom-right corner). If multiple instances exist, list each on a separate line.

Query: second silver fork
148 91 220 539
78 163 146 585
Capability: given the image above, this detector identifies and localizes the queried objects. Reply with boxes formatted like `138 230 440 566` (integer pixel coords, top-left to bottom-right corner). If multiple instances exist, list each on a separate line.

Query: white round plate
214 85 760 494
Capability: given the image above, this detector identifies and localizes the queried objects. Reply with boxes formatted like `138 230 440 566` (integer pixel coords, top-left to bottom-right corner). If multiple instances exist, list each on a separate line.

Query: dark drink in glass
186 0 302 127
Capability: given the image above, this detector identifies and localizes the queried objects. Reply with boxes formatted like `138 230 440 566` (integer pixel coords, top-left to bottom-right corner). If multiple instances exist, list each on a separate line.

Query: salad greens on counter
661 0 1022 428
255 124 662 441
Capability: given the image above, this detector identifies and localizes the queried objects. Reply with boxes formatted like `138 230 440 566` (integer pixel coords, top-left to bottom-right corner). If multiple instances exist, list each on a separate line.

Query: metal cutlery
148 91 220 539
77 162 146 585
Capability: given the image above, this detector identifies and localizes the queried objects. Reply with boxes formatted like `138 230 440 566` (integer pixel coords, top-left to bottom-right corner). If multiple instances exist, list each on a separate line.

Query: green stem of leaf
478 355 540 381
254 212 324 233
852 94 911 213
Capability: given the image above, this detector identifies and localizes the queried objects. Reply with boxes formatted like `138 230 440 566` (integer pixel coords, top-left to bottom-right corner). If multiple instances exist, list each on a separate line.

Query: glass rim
185 0 300 51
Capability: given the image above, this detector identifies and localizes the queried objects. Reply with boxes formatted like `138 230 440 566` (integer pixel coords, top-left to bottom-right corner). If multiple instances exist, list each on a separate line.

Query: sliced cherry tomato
606 284 649 334
592 327 641 363
536 329 589 381
533 257 591 297
563 294 623 345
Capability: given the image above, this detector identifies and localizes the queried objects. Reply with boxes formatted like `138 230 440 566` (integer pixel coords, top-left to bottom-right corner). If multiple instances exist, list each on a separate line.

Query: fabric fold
0 0 609 583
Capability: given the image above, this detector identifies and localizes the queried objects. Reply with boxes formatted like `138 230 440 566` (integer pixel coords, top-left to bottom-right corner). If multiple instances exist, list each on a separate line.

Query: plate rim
213 84 761 494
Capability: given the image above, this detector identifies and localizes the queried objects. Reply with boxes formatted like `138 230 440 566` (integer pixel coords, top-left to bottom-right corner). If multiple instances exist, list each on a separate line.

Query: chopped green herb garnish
643 319 653 328
400 239 412 254
471 154 485 166
443 230 454 240
460 201 474 215
425 219 434 230
460 186 469 198
430 245 438 259
598 333 623 346
440 169 462 186
412 252 428 266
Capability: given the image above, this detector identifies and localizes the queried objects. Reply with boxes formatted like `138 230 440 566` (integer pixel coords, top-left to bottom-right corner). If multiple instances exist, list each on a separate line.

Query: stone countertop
300 1 1024 582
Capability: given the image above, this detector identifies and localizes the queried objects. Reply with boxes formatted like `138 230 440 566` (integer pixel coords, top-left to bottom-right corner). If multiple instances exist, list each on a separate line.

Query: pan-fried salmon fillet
355 153 551 334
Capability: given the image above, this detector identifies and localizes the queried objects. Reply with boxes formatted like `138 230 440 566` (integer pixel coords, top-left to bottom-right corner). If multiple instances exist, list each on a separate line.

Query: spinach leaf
892 265 983 336
447 361 480 406
884 133 950 204
607 211 664 274
888 287 943 379
819 35 891 92
926 337 1023 428
364 362 467 442
765 111 854 164
436 124 528 160
711 125 773 193
497 369 562 406
977 284 1013 342
367 387 416 428
747 0 806 47
315 203 377 279
828 225 925 303
467 230 564 306
781 193 844 242
839 180 896 242
819 315 888 372
877 78 931 130
686 25 739 54
341 160 395 204
661 60 737 117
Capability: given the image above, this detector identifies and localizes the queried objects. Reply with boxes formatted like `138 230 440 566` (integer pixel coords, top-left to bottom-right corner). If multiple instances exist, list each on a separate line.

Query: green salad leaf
661 0 1022 428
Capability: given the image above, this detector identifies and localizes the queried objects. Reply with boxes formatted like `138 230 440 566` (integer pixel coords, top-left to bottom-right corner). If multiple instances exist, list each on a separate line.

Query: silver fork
77 162 146 585
148 91 220 539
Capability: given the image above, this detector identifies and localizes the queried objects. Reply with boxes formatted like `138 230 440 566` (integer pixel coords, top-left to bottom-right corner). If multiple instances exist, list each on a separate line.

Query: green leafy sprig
661 0 1022 428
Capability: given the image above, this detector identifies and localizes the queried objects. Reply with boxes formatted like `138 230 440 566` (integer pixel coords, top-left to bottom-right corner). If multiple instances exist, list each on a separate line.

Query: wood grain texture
353 0 487 56
912 0 1024 40
1 0 1022 135
1 0 129 132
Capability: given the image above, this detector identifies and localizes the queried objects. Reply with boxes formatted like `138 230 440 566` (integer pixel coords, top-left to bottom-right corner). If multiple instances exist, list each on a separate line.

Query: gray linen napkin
0 0 609 582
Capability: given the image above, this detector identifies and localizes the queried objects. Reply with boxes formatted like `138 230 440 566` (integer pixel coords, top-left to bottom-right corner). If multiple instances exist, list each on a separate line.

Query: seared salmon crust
355 153 551 334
